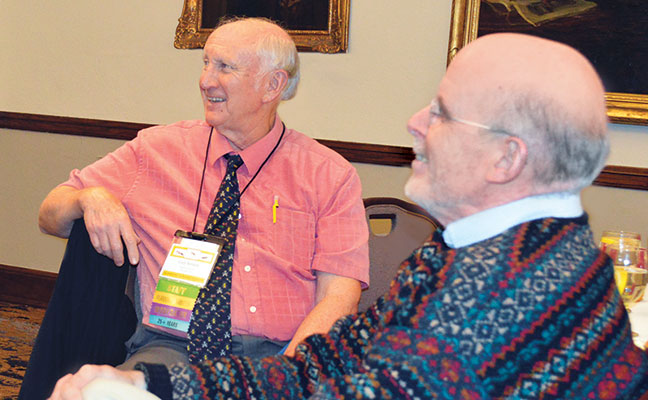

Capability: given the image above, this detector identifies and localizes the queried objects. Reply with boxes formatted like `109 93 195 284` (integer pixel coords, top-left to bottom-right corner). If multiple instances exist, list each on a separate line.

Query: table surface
629 299 648 350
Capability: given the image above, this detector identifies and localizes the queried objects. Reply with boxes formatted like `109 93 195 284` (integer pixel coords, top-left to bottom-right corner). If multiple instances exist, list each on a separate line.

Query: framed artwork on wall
175 0 350 53
448 0 648 126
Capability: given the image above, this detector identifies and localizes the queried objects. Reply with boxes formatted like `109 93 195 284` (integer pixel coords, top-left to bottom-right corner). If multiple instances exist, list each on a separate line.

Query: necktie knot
224 153 244 172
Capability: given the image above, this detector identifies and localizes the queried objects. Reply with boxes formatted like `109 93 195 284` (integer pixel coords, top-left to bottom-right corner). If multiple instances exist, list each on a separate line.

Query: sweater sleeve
148 304 486 399
161 304 383 399
134 363 173 400
144 235 488 399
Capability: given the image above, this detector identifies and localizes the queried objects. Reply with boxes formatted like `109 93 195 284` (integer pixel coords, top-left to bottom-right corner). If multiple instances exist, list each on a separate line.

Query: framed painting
448 0 648 126
175 0 349 53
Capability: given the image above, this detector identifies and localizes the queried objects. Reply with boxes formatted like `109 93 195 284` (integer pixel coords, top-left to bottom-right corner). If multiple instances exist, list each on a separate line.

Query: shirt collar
210 115 284 176
442 192 584 248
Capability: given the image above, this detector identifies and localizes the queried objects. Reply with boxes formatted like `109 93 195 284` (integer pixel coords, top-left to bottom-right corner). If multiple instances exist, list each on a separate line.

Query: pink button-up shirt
62 117 369 340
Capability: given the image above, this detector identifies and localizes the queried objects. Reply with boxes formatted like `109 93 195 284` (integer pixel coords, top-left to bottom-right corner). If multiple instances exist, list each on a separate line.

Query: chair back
359 197 439 312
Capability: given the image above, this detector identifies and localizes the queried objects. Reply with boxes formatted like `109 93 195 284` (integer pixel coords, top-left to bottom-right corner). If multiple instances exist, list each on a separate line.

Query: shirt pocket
244 206 316 275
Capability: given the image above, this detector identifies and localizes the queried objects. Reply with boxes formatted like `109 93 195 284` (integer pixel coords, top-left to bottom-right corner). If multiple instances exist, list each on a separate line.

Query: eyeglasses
429 98 515 137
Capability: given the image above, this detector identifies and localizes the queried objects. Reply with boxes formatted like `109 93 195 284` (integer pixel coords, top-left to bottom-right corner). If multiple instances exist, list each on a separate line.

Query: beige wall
2 1 648 273
1 1 449 145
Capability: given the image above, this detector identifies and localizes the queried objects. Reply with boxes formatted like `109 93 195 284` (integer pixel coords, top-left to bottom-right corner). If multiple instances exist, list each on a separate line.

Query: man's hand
78 187 140 266
47 364 147 400
39 186 140 266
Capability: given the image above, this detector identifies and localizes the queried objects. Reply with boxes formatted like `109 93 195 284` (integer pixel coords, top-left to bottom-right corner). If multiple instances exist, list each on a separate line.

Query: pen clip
273 195 279 223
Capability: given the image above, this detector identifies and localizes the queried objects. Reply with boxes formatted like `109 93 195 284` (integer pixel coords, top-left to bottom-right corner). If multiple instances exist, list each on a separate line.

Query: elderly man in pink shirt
38 17 369 368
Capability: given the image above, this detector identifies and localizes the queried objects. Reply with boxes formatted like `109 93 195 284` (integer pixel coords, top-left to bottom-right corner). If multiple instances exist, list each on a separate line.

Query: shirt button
249 306 257 313
244 265 251 272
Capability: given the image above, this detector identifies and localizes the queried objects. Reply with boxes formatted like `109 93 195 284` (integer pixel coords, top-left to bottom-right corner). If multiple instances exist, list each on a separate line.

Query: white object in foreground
82 378 161 400
629 299 648 350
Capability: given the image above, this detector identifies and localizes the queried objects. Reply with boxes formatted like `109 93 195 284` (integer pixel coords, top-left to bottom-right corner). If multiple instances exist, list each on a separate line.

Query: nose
407 106 431 138
199 65 219 91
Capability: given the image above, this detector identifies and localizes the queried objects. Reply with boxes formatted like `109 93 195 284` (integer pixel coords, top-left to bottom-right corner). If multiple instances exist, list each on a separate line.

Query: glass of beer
599 230 642 264
600 231 647 309
614 263 648 309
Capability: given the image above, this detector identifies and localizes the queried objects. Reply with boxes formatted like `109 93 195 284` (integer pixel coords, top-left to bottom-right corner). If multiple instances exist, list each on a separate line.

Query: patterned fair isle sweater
142 215 648 399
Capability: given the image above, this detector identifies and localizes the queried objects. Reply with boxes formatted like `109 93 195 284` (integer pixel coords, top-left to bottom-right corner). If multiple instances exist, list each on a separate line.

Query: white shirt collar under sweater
442 192 583 249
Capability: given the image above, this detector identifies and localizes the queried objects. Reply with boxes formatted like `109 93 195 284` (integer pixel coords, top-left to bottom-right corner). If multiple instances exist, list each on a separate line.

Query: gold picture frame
174 0 349 53
448 0 648 126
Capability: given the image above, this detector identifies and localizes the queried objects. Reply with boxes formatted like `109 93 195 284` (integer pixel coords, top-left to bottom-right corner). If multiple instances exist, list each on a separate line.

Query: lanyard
191 123 286 232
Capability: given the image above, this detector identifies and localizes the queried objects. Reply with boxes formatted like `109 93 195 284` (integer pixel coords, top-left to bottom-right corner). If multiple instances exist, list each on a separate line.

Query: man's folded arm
39 185 85 237
38 185 140 266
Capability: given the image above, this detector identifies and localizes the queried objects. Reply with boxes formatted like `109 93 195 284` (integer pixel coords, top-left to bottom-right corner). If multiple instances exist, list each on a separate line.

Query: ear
262 69 289 103
486 136 527 184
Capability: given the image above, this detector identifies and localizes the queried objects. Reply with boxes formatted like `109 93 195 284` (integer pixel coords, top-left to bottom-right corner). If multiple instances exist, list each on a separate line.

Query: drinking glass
600 231 648 311
635 248 647 302
613 262 648 309
602 243 648 318
599 230 642 264
638 247 647 270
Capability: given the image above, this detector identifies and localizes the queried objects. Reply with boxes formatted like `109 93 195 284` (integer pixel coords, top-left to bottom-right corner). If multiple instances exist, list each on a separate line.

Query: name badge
148 230 224 335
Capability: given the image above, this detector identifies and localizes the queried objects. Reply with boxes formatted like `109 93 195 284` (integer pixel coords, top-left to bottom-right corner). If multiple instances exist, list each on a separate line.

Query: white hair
491 92 609 191
216 17 301 100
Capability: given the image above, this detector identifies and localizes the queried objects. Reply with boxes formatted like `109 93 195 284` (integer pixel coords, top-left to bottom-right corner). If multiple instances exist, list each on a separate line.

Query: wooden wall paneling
2 110 648 189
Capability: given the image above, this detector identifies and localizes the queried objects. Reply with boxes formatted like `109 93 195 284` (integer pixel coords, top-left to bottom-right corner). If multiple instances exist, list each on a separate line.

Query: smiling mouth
413 141 428 163
206 96 225 103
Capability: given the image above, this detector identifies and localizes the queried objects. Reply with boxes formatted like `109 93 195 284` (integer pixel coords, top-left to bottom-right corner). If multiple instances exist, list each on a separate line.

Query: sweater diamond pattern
163 216 648 399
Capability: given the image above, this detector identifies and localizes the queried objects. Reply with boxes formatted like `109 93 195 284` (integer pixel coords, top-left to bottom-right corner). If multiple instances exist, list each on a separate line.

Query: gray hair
216 17 300 100
492 93 609 192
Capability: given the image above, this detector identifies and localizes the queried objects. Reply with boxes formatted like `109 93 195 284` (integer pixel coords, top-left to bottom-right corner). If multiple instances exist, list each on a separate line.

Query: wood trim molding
2 111 648 190
0 111 153 141
0 264 56 308
594 165 648 191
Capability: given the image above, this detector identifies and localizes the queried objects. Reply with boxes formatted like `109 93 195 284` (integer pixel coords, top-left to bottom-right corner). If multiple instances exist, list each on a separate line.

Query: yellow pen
272 195 279 223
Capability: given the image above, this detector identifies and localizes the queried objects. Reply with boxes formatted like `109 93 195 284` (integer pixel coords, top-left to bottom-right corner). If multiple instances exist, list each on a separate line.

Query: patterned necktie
187 153 243 363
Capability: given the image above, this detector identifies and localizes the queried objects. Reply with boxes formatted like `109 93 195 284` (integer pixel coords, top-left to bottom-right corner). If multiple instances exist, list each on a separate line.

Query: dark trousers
18 220 137 400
